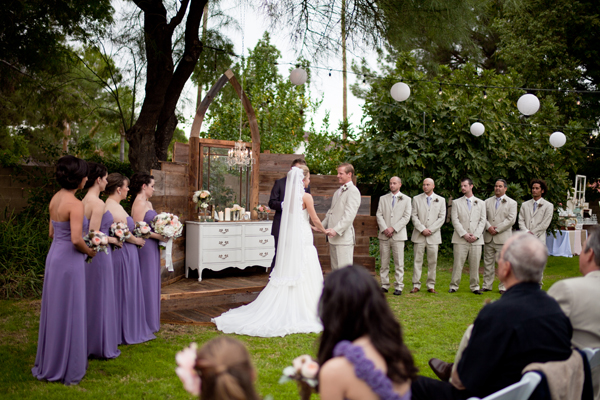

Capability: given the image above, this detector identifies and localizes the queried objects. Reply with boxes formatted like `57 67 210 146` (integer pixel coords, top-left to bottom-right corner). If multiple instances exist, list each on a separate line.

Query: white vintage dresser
185 221 274 281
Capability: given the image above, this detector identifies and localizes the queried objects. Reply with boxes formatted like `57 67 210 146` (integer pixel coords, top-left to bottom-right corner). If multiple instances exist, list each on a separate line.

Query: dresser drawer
202 225 242 236
245 224 272 236
203 236 242 250
202 249 242 263
244 235 274 248
245 248 274 261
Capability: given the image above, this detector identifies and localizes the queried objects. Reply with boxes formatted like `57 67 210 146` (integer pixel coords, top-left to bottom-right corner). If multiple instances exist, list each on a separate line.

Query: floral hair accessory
280 354 319 388
176 342 201 396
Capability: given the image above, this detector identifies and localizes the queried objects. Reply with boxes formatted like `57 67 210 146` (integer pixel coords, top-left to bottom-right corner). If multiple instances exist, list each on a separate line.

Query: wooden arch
187 69 260 219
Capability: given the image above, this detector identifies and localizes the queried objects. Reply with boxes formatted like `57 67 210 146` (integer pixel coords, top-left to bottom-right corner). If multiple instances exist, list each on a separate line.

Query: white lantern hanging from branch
390 82 411 102
517 94 540 116
290 68 308 85
549 131 566 148
470 122 485 137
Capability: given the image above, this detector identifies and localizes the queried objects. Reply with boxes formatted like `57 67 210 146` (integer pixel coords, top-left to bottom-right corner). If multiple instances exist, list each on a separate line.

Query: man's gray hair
503 232 547 282
584 228 600 267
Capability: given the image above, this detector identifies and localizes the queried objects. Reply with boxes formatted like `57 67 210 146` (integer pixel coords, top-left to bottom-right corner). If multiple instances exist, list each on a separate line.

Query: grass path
0 255 580 399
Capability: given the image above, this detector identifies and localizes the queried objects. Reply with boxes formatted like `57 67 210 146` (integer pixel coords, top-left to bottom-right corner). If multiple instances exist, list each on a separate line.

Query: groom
322 163 361 270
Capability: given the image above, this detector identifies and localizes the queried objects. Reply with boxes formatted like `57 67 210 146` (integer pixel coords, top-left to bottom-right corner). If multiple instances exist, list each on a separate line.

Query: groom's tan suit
518 197 554 240
482 195 517 291
376 191 411 290
411 192 446 290
322 181 361 270
450 195 486 291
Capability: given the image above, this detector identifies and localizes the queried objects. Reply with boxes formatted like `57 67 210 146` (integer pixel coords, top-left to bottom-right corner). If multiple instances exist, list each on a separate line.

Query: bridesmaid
104 173 155 345
130 173 167 333
81 162 121 359
32 155 96 385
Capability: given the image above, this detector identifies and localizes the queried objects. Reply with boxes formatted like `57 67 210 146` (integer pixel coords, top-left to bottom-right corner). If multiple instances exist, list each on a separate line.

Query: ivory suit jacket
376 192 412 241
483 195 518 244
451 196 486 245
410 193 446 245
518 197 554 239
322 181 361 246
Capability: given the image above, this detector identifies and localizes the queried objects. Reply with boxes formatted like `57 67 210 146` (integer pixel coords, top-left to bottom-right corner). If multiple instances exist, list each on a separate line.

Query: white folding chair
582 347 600 369
467 371 542 400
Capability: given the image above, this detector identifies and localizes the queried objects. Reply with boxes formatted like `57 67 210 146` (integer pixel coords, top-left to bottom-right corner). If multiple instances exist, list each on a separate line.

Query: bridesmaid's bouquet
152 212 183 271
110 221 131 250
83 230 109 263
279 355 319 400
133 221 152 248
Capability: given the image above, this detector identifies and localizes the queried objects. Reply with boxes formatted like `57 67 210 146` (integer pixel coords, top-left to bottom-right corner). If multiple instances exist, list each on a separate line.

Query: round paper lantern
290 68 308 85
390 82 411 102
517 94 540 116
470 122 485 137
549 131 566 148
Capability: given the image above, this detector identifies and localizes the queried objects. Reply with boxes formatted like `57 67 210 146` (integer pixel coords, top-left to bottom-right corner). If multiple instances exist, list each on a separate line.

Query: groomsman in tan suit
450 178 487 294
410 178 446 293
482 179 517 294
322 163 362 270
376 177 412 295
518 179 554 240
548 229 600 400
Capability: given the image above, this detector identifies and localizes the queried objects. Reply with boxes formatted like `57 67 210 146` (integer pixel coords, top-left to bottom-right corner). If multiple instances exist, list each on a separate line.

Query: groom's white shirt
322 181 361 245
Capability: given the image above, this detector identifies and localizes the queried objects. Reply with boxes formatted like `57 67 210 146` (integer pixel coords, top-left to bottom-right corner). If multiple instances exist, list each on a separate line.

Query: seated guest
318 265 417 400
412 232 573 400
548 229 600 400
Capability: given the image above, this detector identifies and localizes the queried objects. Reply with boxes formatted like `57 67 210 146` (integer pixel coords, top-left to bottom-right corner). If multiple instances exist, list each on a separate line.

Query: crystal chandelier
227 140 254 171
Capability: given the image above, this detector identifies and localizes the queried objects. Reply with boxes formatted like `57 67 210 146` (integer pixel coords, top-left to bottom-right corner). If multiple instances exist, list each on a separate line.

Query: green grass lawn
0 254 581 399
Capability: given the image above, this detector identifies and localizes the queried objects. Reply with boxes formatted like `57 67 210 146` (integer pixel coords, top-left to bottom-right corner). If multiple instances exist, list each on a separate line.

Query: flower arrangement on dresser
193 190 213 221
254 204 271 220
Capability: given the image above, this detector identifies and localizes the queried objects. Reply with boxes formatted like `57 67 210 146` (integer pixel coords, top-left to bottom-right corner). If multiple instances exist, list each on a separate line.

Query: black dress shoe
472 290 483 295
381 287 388 293
481 288 492 292
428 358 454 382
448 289 457 293
393 289 402 296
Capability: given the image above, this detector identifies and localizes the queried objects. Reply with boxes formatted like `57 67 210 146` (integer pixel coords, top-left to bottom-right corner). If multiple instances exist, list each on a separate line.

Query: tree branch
168 0 191 31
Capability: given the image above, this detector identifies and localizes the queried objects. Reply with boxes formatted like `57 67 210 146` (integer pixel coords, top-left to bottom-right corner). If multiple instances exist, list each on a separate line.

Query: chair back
466 372 542 400
582 347 600 369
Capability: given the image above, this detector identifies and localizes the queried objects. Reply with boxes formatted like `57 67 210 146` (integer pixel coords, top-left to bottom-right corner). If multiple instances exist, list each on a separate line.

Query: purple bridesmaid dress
111 216 155 345
32 218 88 385
85 211 121 359
138 209 161 332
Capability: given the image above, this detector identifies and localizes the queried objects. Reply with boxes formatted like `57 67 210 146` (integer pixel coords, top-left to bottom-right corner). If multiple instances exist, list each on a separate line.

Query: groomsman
376 177 411 295
518 179 554 241
450 178 486 294
482 179 517 294
410 178 446 294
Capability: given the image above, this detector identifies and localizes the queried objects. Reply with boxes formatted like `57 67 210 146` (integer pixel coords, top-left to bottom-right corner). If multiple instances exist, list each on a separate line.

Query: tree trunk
196 2 209 109
341 0 347 139
128 0 206 173
62 119 71 153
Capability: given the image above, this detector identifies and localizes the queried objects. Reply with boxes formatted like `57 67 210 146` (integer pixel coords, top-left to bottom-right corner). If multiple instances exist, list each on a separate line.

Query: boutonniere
502 199 507 204
538 203 543 208
341 184 348 193
434 198 439 203
474 200 478 205
397 195 403 200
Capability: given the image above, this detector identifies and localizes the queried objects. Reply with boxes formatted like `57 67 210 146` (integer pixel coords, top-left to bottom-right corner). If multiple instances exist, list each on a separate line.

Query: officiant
268 158 311 270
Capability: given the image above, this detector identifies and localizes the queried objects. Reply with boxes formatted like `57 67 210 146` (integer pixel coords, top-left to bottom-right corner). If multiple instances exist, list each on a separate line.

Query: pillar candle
240 207 245 216
218 211 224 221
245 211 251 220
225 208 231 221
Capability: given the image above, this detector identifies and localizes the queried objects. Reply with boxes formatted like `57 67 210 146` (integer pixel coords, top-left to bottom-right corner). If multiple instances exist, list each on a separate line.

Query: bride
212 165 327 337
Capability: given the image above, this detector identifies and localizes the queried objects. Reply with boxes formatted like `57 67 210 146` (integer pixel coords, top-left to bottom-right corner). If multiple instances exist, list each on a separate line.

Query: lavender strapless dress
85 212 120 359
32 218 88 385
138 209 161 333
111 216 155 345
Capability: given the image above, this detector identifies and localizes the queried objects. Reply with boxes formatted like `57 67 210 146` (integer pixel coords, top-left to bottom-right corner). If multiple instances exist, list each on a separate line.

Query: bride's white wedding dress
212 168 323 337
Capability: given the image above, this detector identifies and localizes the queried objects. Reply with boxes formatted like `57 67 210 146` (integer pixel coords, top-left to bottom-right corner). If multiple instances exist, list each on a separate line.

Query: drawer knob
219 229 229 234
259 252 269 258
259 239 268 244
219 241 229 246
260 227 268 232
219 254 229 259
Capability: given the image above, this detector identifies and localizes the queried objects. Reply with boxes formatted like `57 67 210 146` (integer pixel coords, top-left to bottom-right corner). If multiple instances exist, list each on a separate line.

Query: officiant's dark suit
268 174 310 269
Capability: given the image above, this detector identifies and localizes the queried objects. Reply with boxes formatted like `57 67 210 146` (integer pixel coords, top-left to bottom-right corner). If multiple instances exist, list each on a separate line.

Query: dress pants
379 239 405 290
483 242 505 291
270 234 279 270
450 244 482 291
412 243 438 290
329 244 354 270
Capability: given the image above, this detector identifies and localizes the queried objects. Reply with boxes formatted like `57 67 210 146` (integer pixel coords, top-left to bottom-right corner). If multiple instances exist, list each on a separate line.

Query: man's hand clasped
383 227 395 238
325 229 338 237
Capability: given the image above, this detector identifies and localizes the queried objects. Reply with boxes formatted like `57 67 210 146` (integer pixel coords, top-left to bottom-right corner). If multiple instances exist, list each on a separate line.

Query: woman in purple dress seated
32 155 97 385
318 265 417 400
81 162 121 359
104 173 155 345
130 173 167 333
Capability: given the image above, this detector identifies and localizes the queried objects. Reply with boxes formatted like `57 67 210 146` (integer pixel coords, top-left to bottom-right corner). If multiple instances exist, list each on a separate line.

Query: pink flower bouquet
175 342 201 396
83 230 109 263
109 221 131 250
280 354 319 400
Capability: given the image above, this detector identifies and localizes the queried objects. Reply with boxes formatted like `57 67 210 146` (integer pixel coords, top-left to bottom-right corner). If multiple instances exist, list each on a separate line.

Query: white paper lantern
290 68 308 85
390 82 411 102
549 131 566 148
470 122 485 137
517 94 540 116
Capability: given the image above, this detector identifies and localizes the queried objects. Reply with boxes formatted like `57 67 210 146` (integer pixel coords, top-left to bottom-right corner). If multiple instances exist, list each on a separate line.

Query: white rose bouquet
192 190 211 210
152 212 184 271
83 230 109 263
133 221 153 248
109 221 131 250
279 354 319 400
